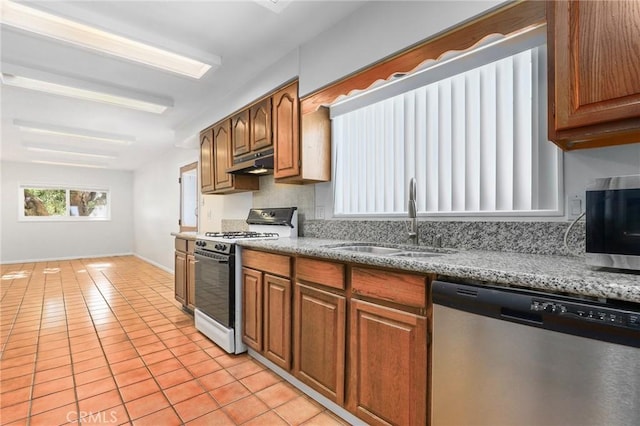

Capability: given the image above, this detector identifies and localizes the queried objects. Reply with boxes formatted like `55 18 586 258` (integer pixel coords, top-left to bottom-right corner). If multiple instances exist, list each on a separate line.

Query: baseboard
133 254 173 274
0 252 134 265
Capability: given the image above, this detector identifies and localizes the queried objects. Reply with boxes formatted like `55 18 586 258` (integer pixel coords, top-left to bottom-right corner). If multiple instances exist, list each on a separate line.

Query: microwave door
610 189 640 255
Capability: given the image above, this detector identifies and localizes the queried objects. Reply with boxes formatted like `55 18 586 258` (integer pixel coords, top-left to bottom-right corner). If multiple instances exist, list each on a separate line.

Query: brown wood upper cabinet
232 98 272 158
273 81 300 180
251 97 272 152
199 128 214 193
275 82 331 183
231 109 250 157
200 120 258 195
213 120 233 191
548 0 640 149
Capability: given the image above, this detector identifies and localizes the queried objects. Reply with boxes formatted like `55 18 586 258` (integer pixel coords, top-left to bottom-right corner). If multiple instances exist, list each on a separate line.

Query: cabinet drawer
351 267 426 309
243 250 291 278
297 258 345 290
186 240 195 254
175 238 187 253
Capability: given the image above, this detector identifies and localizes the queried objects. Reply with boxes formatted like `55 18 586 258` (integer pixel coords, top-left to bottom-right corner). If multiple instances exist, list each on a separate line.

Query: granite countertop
237 237 640 304
171 231 197 240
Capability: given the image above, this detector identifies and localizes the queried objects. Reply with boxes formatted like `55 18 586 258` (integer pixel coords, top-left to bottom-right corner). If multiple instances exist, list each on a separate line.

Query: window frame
329 41 564 219
179 162 198 232
19 183 111 221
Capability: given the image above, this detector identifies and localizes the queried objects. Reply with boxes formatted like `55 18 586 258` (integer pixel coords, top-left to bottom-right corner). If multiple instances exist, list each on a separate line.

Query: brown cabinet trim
300 1 545 115
243 249 291 278
297 257 345 290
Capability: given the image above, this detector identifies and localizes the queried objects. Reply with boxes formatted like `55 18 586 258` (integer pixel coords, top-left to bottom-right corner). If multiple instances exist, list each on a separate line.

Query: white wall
564 144 640 207
132 147 197 270
0 161 134 263
298 0 502 96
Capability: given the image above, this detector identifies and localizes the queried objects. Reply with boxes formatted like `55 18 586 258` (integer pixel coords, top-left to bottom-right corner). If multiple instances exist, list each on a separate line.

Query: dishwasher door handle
500 307 543 325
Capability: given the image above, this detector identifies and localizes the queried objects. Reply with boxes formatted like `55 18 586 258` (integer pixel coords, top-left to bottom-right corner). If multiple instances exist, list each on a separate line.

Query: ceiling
0 0 367 171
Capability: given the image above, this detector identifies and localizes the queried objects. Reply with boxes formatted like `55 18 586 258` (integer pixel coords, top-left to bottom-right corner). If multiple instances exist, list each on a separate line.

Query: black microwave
586 175 640 271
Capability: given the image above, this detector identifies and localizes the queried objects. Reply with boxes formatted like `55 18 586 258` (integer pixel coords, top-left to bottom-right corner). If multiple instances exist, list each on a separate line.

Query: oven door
194 250 235 328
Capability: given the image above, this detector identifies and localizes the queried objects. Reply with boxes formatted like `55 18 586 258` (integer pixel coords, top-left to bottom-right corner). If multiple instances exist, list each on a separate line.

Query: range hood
227 148 274 175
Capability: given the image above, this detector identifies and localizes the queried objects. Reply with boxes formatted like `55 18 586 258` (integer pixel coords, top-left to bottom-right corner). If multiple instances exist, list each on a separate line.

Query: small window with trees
21 186 110 220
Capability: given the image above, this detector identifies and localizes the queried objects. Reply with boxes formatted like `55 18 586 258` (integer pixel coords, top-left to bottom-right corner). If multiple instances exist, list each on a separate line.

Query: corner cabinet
273 82 300 180
174 236 195 311
242 249 292 370
548 0 640 149
274 82 332 183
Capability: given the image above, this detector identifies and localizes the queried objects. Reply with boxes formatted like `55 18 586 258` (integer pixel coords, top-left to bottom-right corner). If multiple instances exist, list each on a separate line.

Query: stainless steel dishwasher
431 280 640 426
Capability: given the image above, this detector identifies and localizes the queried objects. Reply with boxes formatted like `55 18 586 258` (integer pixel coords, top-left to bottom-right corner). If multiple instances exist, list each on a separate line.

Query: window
179 162 198 232
330 26 562 217
21 186 110 220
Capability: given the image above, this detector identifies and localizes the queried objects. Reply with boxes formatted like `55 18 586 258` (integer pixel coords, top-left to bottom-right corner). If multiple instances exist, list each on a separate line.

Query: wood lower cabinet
548 0 640 149
293 283 346 404
241 249 292 371
242 267 263 351
263 274 291 370
174 250 186 305
241 251 430 424
348 299 428 426
174 237 195 311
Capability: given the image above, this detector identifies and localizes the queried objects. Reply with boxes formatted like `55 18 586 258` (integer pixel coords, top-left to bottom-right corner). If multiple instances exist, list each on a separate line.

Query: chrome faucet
408 177 418 245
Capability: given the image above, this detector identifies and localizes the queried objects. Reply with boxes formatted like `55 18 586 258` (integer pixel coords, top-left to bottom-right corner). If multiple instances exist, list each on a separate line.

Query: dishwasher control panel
531 299 640 330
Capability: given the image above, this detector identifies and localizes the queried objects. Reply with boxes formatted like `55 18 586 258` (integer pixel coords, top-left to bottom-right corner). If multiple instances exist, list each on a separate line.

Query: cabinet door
174 251 186 305
186 254 196 310
293 283 346 404
199 129 214 193
242 267 263 351
232 110 251 157
549 0 640 147
263 274 291 370
213 120 233 191
273 82 300 179
348 299 428 426
251 98 272 152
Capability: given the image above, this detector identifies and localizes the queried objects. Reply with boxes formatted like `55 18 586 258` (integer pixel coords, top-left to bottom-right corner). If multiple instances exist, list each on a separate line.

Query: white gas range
193 207 298 354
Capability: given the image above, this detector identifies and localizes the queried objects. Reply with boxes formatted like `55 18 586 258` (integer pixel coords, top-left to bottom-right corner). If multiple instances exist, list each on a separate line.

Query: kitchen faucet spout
408 178 418 245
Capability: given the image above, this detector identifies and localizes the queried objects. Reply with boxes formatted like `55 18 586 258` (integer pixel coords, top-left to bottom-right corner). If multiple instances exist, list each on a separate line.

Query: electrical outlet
568 193 584 219
315 206 325 220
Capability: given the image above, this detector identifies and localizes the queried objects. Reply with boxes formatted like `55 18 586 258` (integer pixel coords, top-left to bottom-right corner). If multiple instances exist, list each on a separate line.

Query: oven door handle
217 260 229 265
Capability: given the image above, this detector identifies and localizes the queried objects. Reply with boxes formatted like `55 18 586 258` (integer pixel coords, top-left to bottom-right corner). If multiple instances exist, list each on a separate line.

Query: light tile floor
0 256 347 425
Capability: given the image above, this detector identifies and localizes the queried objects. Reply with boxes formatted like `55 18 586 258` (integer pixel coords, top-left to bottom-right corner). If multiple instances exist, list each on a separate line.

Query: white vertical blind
332 45 561 216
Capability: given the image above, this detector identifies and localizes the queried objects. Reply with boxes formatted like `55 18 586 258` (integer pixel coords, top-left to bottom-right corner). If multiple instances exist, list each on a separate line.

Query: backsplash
303 219 586 256
252 175 315 226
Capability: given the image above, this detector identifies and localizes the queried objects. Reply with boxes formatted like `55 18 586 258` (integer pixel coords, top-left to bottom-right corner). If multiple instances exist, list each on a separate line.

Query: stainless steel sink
332 245 402 255
390 251 444 258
